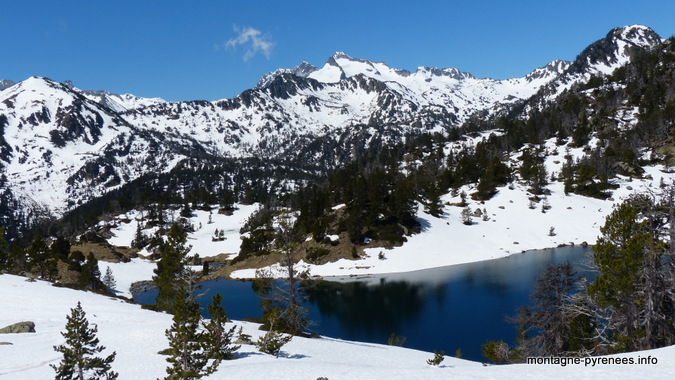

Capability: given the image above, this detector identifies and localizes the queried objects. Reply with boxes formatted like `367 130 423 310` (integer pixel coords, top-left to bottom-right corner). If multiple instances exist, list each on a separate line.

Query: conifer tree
461 206 473 225
154 223 191 311
203 293 239 365
79 253 102 291
164 291 212 379
255 214 311 335
131 222 147 249
51 302 118 380
181 202 193 218
7 245 27 274
512 263 592 357
26 232 52 278
102 267 116 292
588 198 671 352
51 236 72 262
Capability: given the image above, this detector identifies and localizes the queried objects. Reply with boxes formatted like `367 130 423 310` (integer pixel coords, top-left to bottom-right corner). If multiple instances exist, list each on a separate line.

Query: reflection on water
306 280 428 340
303 246 594 361
134 245 593 362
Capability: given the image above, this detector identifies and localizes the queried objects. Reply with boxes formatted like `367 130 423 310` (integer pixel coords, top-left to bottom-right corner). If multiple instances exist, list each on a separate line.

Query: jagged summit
258 50 577 92
614 24 662 45
1 76 78 103
0 79 16 91
568 24 662 76
255 61 319 89
524 60 572 82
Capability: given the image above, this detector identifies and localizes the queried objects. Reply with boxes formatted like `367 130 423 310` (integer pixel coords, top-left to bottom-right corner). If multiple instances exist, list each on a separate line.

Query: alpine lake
134 245 595 362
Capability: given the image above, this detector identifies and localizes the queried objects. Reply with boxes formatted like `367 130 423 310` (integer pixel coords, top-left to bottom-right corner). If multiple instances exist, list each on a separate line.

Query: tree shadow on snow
277 352 309 359
416 217 432 232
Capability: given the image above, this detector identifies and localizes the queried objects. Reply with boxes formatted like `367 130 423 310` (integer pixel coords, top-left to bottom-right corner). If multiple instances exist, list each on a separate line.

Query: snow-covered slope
0 77 195 217
0 77 134 214
231 131 675 279
525 24 663 109
80 89 166 113
255 61 319 89
261 50 572 123
2 274 674 379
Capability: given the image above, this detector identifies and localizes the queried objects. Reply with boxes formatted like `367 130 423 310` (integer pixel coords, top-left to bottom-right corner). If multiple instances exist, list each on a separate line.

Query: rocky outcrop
129 280 156 297
0 321 35 334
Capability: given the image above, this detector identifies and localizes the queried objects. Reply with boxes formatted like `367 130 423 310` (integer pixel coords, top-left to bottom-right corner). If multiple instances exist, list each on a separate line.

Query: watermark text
526 355 658 367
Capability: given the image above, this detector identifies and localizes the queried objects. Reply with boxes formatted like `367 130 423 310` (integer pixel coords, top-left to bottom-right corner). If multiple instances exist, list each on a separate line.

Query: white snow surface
1 274 674 379
233 137 675 279
100 204 261 298
107 204 259 260
0 77 187 216
81 90 166 113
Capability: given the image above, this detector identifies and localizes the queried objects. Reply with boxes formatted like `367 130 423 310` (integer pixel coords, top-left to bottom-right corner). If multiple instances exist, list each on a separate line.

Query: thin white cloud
223 25 274 61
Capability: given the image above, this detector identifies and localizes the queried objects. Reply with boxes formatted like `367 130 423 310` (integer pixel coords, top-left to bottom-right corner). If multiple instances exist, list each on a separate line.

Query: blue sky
1 0 673 101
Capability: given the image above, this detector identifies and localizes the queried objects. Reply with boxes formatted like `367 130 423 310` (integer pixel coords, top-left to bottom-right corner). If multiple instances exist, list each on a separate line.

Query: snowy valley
2 24 675 379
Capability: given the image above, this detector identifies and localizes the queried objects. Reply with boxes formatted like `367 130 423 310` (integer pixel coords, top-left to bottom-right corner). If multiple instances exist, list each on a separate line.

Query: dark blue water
135 245 594 362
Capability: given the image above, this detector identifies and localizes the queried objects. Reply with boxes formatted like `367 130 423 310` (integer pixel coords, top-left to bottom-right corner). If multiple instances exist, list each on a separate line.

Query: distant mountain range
0 25 664 239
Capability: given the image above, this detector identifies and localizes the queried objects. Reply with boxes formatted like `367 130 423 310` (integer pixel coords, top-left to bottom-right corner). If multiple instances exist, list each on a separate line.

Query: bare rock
0 321 35 334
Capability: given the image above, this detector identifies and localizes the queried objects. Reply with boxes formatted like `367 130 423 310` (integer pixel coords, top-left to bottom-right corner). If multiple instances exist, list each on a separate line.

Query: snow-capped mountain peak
571 24 662 76
255 61 319 89
80 89 166 113
615 24 663 46
0 26 666 238
524 60 571 83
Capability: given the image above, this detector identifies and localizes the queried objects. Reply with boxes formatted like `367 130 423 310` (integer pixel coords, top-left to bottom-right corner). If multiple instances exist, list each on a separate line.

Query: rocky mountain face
515 24 664 116
0 80 15 91
0 25 664 240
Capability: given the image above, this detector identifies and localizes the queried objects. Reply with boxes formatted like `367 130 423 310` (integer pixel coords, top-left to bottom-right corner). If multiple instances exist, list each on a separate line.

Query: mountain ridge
0 24 666 240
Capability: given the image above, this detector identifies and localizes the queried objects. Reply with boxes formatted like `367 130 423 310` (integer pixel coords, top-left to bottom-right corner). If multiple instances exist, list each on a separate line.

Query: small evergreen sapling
255 330 292 357
426 350 445 366
0 227 6 272
102 267 116 292
387 333 406 347
461 207 473 225
481 339 514 364
51 302 118 380
203 293 240 363
254 308 292 357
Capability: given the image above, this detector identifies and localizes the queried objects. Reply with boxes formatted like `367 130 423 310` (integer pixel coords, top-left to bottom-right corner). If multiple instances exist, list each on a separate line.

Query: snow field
2 274 675 379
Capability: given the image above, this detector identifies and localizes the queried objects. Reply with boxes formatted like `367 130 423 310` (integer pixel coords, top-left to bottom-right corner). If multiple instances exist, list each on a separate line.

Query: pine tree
426 350 445 366
79 253 102 291
512 263 591 357
461 206 473 225
131 222 146 249
588 197 672 352
51 236 71 262
7 245 27 274
254 308 292 357
102 267 116 292
26 232 52 278
164 291 212 379
203 293 239 366
51 302 118 380
181 202 193 218
255 215 311 336
153 223 191 311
